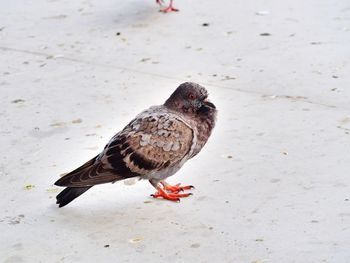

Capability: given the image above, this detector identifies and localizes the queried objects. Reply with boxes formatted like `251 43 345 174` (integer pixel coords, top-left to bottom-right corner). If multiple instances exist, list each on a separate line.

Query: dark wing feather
54 151 137 187
56 186 91 207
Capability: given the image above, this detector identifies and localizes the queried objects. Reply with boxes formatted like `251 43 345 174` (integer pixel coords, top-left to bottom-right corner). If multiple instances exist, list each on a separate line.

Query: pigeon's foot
151 187 192 202
161 182 194 194
159 0 178 13
159 6 179 13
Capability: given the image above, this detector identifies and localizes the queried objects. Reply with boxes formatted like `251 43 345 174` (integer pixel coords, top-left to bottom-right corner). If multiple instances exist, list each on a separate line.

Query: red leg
156 0 164 6
151 187 192 202
159 0 179 13
161 182 194 193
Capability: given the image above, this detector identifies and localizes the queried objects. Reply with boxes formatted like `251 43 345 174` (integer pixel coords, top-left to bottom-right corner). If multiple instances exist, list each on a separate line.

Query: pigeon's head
164 82 216 117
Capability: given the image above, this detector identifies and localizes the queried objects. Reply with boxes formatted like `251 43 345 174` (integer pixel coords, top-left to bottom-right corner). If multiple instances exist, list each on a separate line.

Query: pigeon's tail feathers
55 155 99 187
56 186 92 208
55 156 98 207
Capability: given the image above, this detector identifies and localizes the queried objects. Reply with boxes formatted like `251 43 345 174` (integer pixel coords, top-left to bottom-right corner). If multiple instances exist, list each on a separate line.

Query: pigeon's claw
159 0 178 13
151 187 192 202
161 182 194 193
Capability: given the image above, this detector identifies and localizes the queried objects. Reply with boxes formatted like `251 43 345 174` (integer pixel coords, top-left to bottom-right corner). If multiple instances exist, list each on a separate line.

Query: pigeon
55 82 217 207
156 0 178 13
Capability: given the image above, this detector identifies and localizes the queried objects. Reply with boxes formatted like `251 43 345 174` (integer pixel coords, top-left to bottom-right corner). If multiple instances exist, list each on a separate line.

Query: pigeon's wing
102 113 194 176
55 112 194 187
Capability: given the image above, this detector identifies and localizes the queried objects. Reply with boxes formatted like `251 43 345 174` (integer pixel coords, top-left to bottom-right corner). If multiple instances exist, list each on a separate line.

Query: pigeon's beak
198 97 216 114
203 98 216 109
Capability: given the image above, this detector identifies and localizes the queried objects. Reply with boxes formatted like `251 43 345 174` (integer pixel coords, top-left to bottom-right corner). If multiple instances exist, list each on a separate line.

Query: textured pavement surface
1 0 350 262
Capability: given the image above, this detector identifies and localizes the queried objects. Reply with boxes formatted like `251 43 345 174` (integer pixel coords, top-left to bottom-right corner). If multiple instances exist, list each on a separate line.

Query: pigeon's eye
188 93 195 100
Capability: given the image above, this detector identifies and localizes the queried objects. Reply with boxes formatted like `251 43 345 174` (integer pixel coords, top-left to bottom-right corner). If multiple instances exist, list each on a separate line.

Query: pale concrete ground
1 0 350 262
